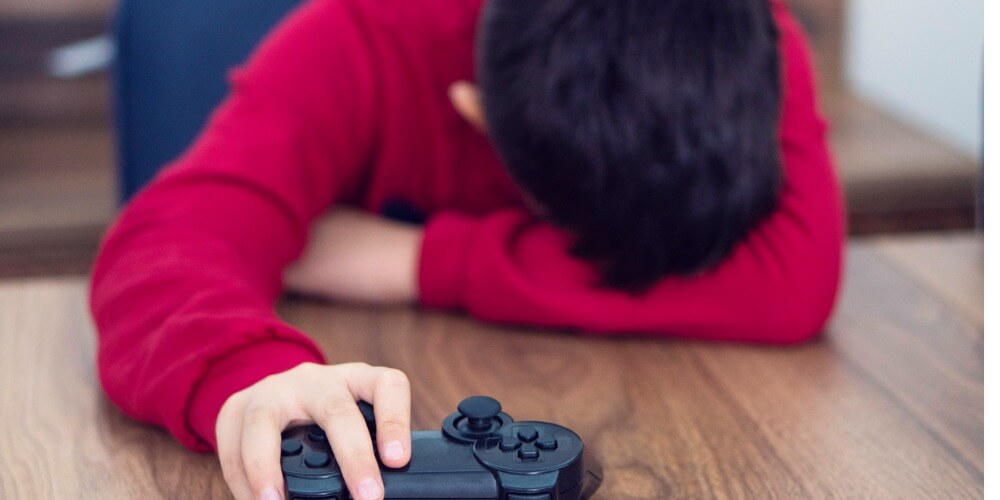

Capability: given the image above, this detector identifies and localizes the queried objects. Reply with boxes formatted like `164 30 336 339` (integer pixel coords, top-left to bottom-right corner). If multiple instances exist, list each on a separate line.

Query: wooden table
0 233 983 499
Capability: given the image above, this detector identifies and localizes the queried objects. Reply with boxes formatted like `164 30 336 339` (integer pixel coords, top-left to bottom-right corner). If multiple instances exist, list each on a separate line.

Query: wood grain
873 233 984 327
0 235 984 499
0 278 230 499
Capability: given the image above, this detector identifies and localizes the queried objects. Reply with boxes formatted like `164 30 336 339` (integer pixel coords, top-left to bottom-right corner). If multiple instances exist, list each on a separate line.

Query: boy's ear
448 81 487 133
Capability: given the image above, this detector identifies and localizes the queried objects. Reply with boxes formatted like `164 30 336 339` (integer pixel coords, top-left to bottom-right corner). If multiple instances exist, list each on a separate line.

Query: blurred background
0 0 984 278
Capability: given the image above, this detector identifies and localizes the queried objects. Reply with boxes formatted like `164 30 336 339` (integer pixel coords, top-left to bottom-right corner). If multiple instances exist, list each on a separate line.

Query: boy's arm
284 209 422 304
418 4 844 343
90 0 377 451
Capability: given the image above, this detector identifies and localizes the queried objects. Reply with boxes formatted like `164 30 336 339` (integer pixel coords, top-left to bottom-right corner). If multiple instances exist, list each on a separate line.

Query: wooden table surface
0 233 983 499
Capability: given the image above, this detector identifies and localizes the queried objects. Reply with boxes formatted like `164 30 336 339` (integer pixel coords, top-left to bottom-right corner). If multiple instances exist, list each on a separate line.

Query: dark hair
477 0 782 290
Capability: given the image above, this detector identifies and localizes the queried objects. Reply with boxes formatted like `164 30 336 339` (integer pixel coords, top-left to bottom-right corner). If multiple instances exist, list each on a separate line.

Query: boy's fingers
373 369 412 468
347 367 412 468
305 391 384 500
216 396 254 500
240 400 287 500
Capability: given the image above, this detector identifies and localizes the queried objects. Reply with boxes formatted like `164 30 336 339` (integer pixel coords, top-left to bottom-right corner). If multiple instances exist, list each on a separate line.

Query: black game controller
280 396 602 499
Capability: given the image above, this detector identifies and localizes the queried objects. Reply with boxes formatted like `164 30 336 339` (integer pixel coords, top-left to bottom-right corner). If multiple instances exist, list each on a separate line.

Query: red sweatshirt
91 0 843 452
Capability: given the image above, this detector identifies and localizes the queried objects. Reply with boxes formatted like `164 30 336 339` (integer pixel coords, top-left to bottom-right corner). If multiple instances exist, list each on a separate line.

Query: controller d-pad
499 437 522 452
517 444 539 461
536 436 558 450
517 428 539 443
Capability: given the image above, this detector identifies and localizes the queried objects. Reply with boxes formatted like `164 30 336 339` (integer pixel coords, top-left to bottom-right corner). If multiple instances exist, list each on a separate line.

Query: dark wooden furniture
0 233 983 498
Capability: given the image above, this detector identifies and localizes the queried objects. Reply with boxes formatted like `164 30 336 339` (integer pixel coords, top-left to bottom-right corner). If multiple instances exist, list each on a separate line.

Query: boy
90 0 842 498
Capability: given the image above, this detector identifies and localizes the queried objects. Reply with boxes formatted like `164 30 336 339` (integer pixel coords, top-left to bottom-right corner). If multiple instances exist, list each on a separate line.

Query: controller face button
303 451 332 468
280 439 303 456
499 437 522 452
516 428 539 443
536 436 558 450
517 444 539 461
307 427 327 443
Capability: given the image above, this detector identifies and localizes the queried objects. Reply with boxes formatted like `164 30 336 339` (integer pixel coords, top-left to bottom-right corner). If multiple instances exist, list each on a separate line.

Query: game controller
280 396 602 499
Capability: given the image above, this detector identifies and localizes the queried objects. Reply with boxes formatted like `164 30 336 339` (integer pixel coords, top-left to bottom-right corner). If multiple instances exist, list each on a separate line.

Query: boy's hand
284 208 421 304
216 362 411 500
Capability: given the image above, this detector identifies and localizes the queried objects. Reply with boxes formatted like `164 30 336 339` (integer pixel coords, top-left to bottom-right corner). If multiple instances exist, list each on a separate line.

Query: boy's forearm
284 208 422 304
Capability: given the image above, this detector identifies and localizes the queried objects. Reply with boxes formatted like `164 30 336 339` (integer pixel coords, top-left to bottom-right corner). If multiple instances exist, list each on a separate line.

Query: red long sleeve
90 0 380 450
91 0 842 453
417 2 844 343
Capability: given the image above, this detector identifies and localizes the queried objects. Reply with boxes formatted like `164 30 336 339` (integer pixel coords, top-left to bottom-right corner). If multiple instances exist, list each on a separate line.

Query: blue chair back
113 0 303 200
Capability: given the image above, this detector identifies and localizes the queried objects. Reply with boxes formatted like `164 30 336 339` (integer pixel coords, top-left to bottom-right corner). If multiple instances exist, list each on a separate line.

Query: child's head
475 0 782 290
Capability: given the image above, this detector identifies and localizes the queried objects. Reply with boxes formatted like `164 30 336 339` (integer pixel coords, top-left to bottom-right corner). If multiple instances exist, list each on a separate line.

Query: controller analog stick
457 396 502 431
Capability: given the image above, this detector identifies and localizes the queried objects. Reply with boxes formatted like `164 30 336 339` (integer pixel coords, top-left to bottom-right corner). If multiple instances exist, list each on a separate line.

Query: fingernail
384 441 405 461
358 477 382 500
259 486 280 500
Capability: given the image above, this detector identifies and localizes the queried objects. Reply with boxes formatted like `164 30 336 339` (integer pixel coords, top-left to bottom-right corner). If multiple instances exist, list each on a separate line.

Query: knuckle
378 416 408 434
376 369 410 389
288 362 313 378
251 372 289 396
262 385 297 410
291 361 322 377
304 361 328 371
243 404 276 428
339 362 372 374
321 396 360 421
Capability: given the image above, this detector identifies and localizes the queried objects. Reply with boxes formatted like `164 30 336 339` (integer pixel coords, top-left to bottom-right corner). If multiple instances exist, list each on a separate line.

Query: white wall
845 0 983 157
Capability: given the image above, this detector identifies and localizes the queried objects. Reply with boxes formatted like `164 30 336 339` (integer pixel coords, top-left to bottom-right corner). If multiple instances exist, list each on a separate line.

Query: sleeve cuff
187 340 325 450
418 212 479 309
